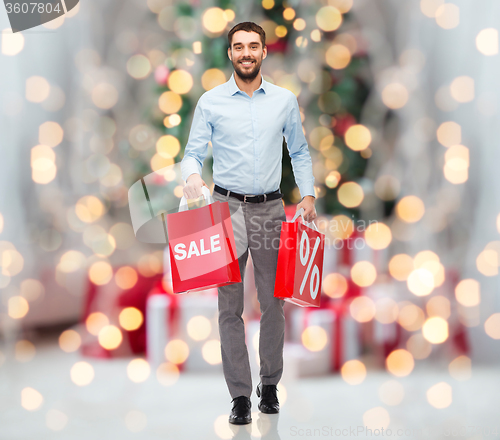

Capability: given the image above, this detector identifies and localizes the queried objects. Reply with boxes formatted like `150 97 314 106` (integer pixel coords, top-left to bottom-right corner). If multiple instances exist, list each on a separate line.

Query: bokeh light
26 76 50 103
158 91 182 115
406 333 432 359
350 261 377 287
202 340 222 365
476 28 499 56
389 254 414 281
364 222 392 250
378 380 404 406
386 349 414 377
187 315 212 341
15 340 35 362
484 313 500 339
455 279 480 307
201 68 226 91
344 124 371 151
88 261 113 285
435 3 459 29
338 182 364 208
39 121 63 147
302 326 328 351
119 307 143 331
323 273 348 298
437 121 461 147
426 382 452 408
202 7 227 34
325 44 351 69
21 387 43 411
449 355 471 381
350 295 376 322
127 358 151 383
70 361 95 386
59 329 81 353
422 316 448 344
167 70 193 94
127 54 152 79
398 303 425 331
316 6 342 32
341 359 367 385
98 325 123 350
164 339 189 364
396 196 425 223
381 83 409 109
1 28 24 56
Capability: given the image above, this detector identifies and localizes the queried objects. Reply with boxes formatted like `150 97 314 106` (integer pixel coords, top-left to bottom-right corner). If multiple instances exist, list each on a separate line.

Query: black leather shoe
256 382 279 414
229 396 252 425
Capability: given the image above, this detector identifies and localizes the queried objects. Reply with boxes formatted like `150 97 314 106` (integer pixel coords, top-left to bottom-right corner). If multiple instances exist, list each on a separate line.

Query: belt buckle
263 194 267 203
243 194 256 203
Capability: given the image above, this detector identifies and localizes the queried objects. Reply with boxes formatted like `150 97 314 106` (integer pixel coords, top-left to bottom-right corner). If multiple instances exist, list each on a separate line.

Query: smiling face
228 30 267 81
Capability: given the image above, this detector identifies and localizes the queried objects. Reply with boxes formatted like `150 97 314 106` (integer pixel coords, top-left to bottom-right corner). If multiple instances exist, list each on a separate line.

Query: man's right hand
183 173 209 199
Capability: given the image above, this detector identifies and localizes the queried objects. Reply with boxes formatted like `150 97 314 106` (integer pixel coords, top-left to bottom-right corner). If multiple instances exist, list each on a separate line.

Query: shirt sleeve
180 94 213 183
283 93 316 198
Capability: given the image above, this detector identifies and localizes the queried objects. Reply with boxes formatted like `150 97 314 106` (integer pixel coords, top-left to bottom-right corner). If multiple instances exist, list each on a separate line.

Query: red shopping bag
166 187 241 293
274 208 325 307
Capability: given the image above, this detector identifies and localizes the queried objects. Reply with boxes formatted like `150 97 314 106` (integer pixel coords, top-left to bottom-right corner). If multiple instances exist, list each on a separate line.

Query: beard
232 56 262 81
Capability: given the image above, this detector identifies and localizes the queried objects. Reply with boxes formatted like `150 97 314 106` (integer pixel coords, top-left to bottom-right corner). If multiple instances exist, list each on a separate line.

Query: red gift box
79 269 162 359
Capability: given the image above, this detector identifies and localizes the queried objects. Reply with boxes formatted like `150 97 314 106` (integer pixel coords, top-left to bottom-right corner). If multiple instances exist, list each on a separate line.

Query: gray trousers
212 189 287 399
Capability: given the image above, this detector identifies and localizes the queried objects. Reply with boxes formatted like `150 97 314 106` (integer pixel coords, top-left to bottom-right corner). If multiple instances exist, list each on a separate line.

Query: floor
0 336 499 440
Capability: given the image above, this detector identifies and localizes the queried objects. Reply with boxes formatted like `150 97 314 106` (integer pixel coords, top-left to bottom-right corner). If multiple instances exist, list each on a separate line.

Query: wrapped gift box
286 304 361 376
360 280 399 359
145 285 221 373
179 293 221 373
284 309 334 377
79 270 162 359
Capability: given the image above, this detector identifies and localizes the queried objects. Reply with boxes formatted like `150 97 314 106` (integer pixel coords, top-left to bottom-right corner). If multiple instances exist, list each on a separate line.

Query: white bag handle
179 186 213 212
291 207 319 232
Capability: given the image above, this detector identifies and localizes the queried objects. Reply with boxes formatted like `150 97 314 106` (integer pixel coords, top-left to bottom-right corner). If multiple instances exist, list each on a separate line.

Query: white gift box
179 293 222 373
338 308 362 365
287 305 361 375
249 313 332 379
283 342 330 378
146 290 222 373
285 309 334 377
146 294 171 368
363 281 400 347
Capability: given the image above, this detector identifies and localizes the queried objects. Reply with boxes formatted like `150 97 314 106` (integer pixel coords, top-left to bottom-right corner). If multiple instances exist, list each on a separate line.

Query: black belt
214 184 282 203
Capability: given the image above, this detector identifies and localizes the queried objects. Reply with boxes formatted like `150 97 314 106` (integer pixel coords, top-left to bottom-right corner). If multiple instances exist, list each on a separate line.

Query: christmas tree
137 0 371 219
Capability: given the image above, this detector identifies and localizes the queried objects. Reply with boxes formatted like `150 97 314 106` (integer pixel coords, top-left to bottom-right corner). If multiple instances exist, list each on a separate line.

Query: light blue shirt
181 72 315 197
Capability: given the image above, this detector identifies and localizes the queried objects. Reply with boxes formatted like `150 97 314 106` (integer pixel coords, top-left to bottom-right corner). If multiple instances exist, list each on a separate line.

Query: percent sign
299 230 321 299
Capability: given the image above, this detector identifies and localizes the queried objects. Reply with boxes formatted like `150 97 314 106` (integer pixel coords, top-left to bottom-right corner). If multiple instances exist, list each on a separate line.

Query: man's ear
227 47 232 61
262 45 267 60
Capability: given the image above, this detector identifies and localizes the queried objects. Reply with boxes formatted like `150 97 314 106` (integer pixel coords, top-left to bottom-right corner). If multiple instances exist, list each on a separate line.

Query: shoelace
261 385 278 404
231 396 251 410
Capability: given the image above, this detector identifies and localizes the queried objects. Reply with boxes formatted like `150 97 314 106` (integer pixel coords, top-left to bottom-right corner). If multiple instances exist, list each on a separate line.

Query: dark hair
228 22 266 49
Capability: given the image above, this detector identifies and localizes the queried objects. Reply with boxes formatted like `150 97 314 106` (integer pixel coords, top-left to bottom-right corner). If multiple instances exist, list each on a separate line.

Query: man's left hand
296 195 317 223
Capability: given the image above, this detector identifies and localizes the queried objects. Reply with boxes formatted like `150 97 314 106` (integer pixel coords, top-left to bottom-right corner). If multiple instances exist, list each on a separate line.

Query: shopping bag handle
291 208 319 232
179 186 213 212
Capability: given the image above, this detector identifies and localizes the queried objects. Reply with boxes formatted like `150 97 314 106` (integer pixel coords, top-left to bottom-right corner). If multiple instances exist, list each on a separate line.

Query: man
181 21 316 425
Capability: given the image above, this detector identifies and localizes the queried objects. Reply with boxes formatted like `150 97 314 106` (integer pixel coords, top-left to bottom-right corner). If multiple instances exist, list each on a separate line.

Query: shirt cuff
299 182 316 199
181 159 202 183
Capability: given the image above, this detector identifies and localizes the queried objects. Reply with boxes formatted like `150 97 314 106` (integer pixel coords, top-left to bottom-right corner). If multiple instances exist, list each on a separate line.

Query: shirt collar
228 72 267 96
